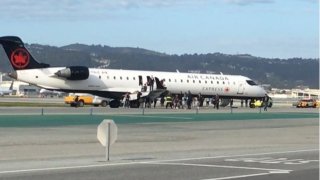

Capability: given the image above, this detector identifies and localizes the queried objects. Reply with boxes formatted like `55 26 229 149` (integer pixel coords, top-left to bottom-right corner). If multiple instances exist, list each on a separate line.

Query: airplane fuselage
15 67 266 99
0 36 267 108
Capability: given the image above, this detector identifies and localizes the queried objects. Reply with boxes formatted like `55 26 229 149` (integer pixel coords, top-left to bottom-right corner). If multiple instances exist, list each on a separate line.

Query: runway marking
202 169 291 180
201 172 271 180
142 148 319 163
225 157 319 165
0 149 317 175
0 161 142 175
142 162 292 172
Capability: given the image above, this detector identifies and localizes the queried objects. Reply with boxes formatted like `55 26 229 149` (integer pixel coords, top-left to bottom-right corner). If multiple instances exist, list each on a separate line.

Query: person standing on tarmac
173 95 179 109
212 96 216 109
264 94 270 111
74 95 79 108
137 91 142 108
160 96 165 107
182 93 187 109
215 94 219 109
187 91 193 109
145 96 151 108
153 97 157 108
198 93 204 107
165 95 173 109
125 93 130 108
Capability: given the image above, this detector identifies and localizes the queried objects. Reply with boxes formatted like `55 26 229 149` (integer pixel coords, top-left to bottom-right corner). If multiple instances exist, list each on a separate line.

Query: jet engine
55 66 89 80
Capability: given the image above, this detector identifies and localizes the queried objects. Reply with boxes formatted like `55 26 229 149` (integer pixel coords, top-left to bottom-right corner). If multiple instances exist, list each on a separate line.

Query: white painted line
143 162 292 172
225 157 272 162
0 149 316 175
269 170 290 174
0 162 138 175
201 172 271 180
260 158 304 164
143 149 319 164
284 159 319 165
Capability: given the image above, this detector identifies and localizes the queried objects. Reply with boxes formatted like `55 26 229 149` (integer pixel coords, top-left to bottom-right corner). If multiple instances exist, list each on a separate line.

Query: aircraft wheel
130 100 139 108
101 101 108 107
78 100 84 107
109 100 120 108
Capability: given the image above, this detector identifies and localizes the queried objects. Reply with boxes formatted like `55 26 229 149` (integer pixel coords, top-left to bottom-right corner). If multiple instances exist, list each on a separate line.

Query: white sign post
97 119 118 161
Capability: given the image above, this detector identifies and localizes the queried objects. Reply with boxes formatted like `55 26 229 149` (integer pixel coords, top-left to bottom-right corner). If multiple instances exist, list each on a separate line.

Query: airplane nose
260 87 267 96
8 71 17 79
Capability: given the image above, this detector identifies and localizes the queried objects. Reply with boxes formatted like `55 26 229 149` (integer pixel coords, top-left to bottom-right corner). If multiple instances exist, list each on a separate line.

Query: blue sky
0 0 318 58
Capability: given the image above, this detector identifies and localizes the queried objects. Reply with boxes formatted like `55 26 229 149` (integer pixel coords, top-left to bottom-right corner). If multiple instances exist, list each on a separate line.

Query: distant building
291 89 320 99
270 88 320 99
0 80 40 97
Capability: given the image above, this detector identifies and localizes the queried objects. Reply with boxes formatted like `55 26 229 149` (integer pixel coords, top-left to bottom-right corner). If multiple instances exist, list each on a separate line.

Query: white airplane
39 88 65 97
0 81 14 96
0 36 266 107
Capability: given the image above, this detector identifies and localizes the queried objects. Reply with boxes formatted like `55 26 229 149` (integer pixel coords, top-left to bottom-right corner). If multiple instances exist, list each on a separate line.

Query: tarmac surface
0 107 318 180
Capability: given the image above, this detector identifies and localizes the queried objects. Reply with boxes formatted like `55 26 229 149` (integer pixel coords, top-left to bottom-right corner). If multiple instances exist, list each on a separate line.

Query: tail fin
0 36 49 70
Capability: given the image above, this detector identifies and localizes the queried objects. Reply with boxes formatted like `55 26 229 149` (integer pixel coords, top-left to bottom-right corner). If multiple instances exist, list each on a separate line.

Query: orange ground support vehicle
64 95 93 107
296 99 319 108
64 94 110 107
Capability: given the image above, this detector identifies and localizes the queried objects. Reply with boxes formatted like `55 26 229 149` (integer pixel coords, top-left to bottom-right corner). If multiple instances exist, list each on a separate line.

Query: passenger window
217 81 219 84
193 80 195 83
205 81 207 84
113 76 116 80
199 80 201 84
187 80 189 83
126 77 129 80
181 79 183 83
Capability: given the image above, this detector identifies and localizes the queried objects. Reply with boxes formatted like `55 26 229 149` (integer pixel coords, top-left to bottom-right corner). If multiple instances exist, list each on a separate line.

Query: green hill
0 43 318 89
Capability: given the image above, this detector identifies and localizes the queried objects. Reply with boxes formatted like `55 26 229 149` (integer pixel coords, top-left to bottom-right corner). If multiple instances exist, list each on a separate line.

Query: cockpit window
246 80 258 86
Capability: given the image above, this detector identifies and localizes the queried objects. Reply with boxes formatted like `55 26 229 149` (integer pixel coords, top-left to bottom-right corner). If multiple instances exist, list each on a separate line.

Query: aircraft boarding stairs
128 77 167 107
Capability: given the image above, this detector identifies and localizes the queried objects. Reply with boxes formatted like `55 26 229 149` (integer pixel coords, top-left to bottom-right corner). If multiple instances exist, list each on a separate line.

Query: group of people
158 92 221 110
122 92 271 110
122 91 144 108
72 91 270 110
141 76 163 92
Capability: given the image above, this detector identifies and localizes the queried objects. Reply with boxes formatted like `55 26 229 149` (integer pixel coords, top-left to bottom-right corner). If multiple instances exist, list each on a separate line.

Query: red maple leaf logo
14 52 27 64
10 48 30 69
225 87 230 92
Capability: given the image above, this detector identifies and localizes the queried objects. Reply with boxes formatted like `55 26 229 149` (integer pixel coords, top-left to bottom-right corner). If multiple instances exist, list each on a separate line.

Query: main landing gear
109 100 121 108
